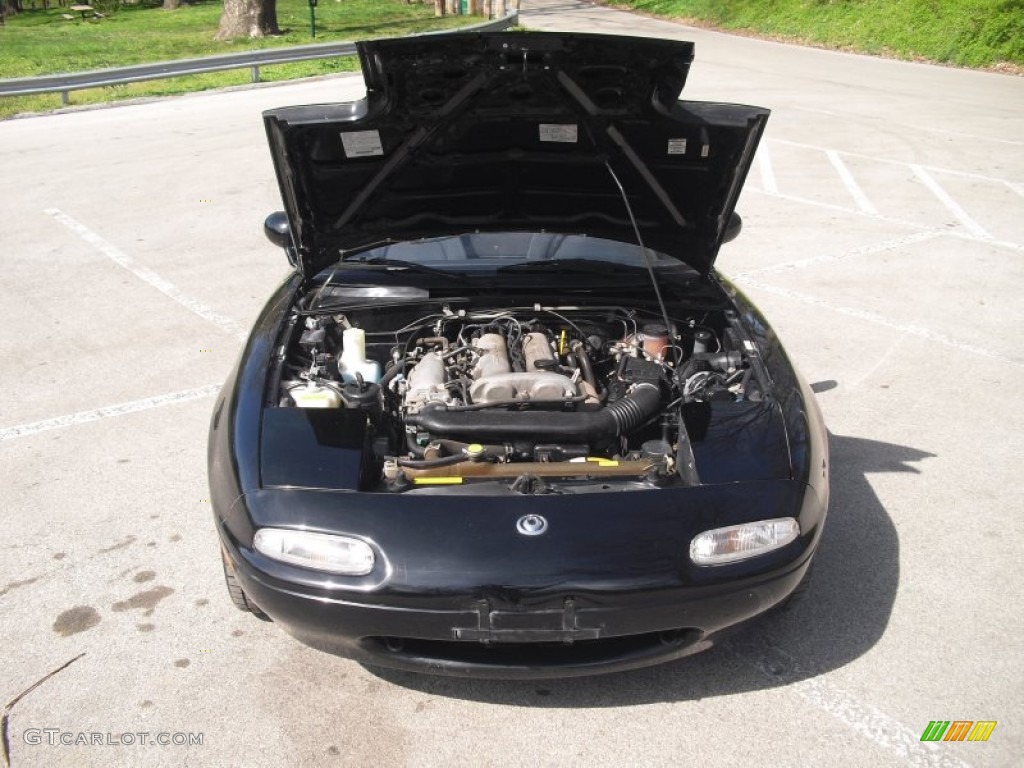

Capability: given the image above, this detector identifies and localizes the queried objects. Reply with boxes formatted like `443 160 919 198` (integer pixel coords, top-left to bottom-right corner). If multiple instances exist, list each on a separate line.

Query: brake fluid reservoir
339 327 381 384
288 383 342 408
641 323 669 359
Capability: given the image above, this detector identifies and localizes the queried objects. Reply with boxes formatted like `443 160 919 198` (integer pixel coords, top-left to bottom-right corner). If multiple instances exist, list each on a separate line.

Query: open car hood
263 31 769 278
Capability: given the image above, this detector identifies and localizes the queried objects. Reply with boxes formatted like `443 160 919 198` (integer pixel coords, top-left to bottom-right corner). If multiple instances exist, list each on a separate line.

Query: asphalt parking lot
1 0 1022 765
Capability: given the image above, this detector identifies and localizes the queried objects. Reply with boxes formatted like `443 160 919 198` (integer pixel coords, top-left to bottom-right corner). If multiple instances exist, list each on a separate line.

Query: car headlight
254 529 375 575
689 518 800 565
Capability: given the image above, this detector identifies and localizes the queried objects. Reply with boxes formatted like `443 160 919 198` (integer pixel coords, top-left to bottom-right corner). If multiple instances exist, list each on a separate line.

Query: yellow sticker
412 477 464 485
585 457 619 467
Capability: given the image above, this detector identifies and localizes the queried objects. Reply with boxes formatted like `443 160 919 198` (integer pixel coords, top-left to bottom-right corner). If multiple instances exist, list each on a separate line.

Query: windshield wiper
497 258 652 276
345 257 471 282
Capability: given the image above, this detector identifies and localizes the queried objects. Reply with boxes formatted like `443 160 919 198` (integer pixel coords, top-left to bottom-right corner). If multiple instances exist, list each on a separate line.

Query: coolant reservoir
339 327 381 384
288 383 342 408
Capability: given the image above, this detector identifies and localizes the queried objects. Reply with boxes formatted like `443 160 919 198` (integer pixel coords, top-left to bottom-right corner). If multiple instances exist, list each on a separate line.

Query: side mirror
722 211 742 244
264 212 292 249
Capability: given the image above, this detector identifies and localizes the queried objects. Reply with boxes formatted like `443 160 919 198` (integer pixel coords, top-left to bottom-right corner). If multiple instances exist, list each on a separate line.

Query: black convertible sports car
209 31 829 678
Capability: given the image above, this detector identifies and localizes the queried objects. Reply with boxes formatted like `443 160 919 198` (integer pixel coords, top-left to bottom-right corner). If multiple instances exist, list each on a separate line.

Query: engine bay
269 298 769 493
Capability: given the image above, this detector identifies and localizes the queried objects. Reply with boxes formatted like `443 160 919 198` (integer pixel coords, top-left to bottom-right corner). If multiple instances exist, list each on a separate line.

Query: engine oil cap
516 514 548 536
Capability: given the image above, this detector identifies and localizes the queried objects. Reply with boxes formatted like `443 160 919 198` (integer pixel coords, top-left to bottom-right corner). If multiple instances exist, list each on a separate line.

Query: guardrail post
61 91 69 106
251 65 260 83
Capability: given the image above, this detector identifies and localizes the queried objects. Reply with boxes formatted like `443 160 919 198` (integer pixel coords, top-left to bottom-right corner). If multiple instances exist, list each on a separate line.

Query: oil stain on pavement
53 606 101 636
111 585 174 617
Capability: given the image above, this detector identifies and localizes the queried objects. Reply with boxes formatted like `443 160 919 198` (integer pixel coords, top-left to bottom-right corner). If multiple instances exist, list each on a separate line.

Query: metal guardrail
0 11 518 105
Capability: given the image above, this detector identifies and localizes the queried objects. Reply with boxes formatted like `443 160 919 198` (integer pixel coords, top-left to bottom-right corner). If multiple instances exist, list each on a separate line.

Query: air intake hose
407 383 661 443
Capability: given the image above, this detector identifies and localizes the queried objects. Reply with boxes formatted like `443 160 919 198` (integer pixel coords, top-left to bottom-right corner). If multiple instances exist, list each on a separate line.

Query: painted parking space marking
826 149 879 215
754 136 1023 247
735 276 1021 368
791 106 1024 149
909 166 992 240
748 185 948 233
0 385 221 442
46 208 248 343
772 136 1022 186
733 230 942 279
729 642 973 768
746 187 1024 254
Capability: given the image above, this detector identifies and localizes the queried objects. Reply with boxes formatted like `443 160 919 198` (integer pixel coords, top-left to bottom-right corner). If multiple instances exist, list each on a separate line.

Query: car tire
221 548 271 621
776 559 815 613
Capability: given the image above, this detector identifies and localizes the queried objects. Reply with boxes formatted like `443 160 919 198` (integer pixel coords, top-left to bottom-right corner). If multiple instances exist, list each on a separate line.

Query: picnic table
69 4 95 20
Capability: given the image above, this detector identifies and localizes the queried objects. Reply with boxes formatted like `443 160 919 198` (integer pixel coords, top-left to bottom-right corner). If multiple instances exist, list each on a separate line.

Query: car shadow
366 430 932 706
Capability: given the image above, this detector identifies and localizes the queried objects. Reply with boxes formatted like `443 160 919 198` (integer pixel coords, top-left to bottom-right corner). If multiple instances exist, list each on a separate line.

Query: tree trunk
215 0 280 41
163 0 181 8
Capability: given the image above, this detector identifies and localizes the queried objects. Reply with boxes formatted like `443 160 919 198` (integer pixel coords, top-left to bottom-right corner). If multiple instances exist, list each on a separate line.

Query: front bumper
221 529 812 679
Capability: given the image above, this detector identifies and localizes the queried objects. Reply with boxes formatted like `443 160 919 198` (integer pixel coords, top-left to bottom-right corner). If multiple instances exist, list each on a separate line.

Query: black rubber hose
379 360 405 388
407 383 661 443
396 454 468 469
406 432 426 458
570 341 597 390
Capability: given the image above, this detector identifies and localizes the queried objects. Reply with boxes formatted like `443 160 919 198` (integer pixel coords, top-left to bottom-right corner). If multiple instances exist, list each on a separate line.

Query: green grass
0 0 479 117
603 0 1024 69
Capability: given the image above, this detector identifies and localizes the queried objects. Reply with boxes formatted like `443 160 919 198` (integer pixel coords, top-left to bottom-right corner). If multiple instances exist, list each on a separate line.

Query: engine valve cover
469 371 578 405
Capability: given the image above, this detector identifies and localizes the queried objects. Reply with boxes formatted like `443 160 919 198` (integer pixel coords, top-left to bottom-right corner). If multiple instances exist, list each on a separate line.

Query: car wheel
221 547 271 621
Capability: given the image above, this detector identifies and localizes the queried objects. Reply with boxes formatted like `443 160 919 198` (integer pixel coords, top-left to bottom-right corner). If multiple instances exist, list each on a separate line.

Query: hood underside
264 31 770 277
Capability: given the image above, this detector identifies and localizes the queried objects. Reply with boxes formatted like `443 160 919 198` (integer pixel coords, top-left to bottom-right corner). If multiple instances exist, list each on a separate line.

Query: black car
209 31 828 678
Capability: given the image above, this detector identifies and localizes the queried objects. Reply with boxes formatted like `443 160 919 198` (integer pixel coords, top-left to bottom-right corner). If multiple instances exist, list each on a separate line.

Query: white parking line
757 144 779 195
735 276 1021 368
747 187 1024 253
734 231 942 280
751 186 938 231
909 166 992 241
792 105 1024 149
0 385 221 442
730 643 973 768
772 137 1019 186
826 149 879 215
46 208 248 342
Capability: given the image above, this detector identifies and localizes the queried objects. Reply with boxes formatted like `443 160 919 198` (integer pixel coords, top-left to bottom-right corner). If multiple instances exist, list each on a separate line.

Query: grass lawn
603 0 1024 69
0 0 479 117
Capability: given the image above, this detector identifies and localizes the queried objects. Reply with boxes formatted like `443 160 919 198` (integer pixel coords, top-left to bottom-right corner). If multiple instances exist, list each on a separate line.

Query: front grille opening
362 628 702 668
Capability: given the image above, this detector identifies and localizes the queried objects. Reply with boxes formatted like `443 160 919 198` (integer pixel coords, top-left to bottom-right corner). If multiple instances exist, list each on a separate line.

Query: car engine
273 302 764 493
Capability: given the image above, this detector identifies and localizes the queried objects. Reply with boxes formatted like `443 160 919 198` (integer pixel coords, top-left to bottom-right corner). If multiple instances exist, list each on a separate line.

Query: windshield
340 233 683 274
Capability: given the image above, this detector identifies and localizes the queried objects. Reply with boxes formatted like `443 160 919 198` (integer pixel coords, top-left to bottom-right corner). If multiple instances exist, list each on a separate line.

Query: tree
1 0 23 21
215 0 280 41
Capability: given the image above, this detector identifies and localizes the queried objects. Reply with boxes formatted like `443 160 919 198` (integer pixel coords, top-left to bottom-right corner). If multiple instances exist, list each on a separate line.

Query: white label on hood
667 138 687 154
539 124 578 143
341 130 384 158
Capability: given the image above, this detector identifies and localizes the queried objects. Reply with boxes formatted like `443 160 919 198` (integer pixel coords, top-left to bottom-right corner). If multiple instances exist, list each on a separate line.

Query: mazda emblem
516 514 548 536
